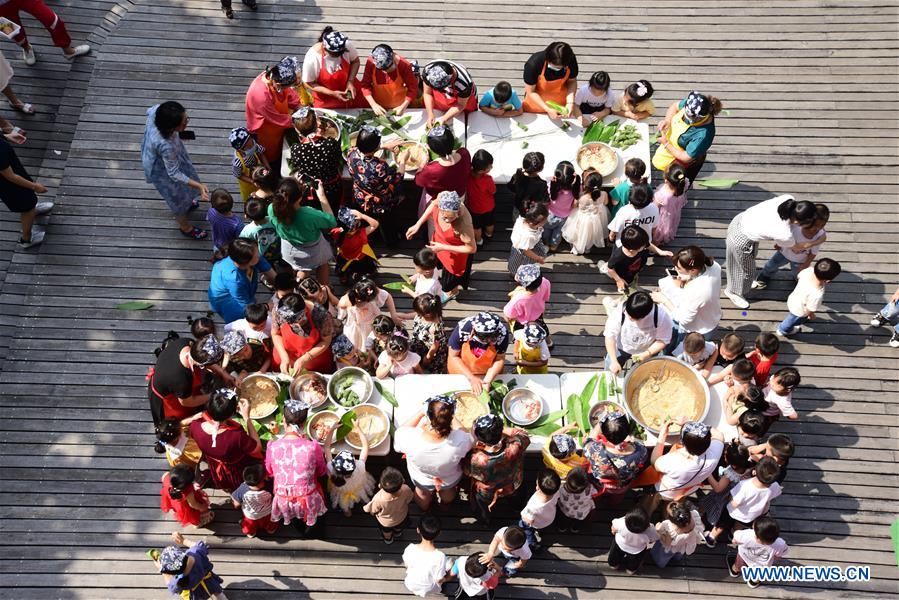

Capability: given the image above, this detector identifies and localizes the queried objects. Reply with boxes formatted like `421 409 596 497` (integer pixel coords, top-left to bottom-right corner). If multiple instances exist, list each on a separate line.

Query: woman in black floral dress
346 126 405 244
287 107 343 209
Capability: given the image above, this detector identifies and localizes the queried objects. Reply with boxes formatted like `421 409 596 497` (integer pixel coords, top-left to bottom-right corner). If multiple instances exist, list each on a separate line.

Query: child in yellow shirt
541 424 590 480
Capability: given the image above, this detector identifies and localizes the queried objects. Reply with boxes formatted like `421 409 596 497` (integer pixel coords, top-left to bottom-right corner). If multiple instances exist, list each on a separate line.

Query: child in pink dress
653 163 690 246
504 264 552 347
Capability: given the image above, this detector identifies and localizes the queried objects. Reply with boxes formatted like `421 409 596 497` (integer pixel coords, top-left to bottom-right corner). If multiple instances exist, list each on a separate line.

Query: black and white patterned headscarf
338 206 357 230
196 335 224 366
322 30 348 54
331 450 356 474
682 420 710 437
158 545 187 574
229 127 251 150
522 322 547 346
273 56 299 86
551 434 576 457
469 312 506 341
371 44 394 70
436 190 462 212
514 264 541 287
221 330 248 356
331 334 355 358
683 91 710 123
424 62 453 89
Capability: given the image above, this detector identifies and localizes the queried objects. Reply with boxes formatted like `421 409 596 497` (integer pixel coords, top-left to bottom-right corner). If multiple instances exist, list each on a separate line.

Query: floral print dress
583 438 648 495
410 315 448 374
265 434 328 526
347 148 403 215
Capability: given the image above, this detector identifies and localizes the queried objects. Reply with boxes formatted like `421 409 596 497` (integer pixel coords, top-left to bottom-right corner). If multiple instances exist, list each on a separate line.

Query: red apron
449 341 498 377
272 305 335 373
257 80 294 163
522 62 570 113
432 210 469 276
312 49 365 109
371 65 409 109
432 85 478 113
148 364 203 421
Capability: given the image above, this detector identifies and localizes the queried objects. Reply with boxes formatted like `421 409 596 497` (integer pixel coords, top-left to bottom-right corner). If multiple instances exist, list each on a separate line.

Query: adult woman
0 0 90 65
405 191 477 295
207 238 260 323
604 291 673 375
583 411 648 504
446 312 509 394
141 101 209 239
302 26 364 109
265 399 328 536
650 246 722 352
346 126 405 242
1 53 33 117
245 57 301 164
0 131 50 248
287 107 343 208
394 395 475 511
359 44 419 116
464 414 530 524
724 195 816 308
645 420 725 512
414 125 471 215
652 91 723 181
271 293 336 375
521 41 578 118
189 388 262 493
421 60 477 127
268 177 336 284
147 334 224 427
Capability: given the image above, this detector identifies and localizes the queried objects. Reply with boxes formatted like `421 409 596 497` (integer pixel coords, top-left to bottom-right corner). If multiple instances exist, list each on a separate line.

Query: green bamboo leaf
649 133 660 144
565 393 580 425
383 281 411 291
522 421 567 437
116 301 154 310
374 380 398 408
694 179 740 189
336 409 356 441
525 409 566 430
597 373 608 402
721 109 732 116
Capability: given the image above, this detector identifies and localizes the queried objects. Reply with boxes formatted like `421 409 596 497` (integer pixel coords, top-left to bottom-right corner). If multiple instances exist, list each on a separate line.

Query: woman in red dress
271 293 337 374
245 56 301 164
414 125 471 217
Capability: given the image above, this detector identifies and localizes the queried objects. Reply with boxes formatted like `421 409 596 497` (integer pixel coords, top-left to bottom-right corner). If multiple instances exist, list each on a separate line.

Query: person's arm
160 142 209 200
565 77 578 116
699 349 717 378
606 265 630 293
480 536 502 563
345 57 361 97
400 409 427 430
406 201 437 239
382 291 406 326
355 210 379 235
447 347 482 394
422 84 437 126
722 387 740 426
271 324 292 374
605 334 623 375
375 356 392 379
238 398 263 456
638 340 667 361
323 421 338 459
705 472 729 494
356 421 370 463
438 101 463 125
296 326 333 372
411 362 424 374
650 421 672 465
657 100 680 134
524 83 559 119
360 62 387 116
649 242 674 257
708 363 731 386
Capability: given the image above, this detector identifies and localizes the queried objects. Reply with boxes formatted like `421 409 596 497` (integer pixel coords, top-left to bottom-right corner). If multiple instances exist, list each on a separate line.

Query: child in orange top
541 424 590 480
745 332 779 387
334 207 380 285
467 150 496 246
160 465 213 527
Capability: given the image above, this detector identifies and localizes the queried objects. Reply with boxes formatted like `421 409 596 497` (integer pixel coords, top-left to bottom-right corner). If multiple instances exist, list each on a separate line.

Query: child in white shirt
650 501 705 568
519 469 561 552
608 183 672 259
403 516 452 597
673 331 718 378
754 203 828 289
705 457 782 547
574 71 614 126
224 303 272 341
376 332 423 379
776 258 841 338
729 516 789 589
404 247 454 303
449 553 500 599
763 367 801 422
609 506 659 574
482 526 532 578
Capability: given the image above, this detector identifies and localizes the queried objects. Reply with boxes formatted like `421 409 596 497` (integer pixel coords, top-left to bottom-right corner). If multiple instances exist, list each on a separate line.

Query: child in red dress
160 464 213 527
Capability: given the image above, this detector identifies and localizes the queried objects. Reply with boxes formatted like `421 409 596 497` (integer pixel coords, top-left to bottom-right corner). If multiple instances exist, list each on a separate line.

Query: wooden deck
0 0 897 597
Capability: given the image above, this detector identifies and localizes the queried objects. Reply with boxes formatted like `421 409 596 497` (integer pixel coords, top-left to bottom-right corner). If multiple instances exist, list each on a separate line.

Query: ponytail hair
776 197 816 226
154 330 181 358
426 399 454 438
550 161 580 199
187 313 216 339
318 25 333 42
664 163 688 196
582 169 604 200
673 245 713 271
272 177 304 223
167 465 195 500
413 293 442 320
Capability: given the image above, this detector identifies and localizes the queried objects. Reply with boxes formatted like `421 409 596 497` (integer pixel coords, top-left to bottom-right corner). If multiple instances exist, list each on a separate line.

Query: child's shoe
725 552 739 577
890 331 899 348
703 531 717 548
870 313 889 327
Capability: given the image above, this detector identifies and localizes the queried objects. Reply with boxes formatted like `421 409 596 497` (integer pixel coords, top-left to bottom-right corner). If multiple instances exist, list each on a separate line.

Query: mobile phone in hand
178 130 196 141
666 267 678 278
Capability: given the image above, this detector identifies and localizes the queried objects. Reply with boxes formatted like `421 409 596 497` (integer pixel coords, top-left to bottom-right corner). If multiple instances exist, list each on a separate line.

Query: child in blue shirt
609 158 647 219
479 81 523 117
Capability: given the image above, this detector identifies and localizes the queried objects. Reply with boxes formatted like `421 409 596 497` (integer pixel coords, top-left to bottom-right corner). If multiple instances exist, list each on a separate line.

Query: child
749 433 794 485
365 314 400 366
776 257 841 338
230 126 270 201
611 80 655 121
520 468 561 551
737 410 768 447
240 198 281 266
402 516 452 597
753 203 829 289
207 188 245 261
512 322 550 375
574 71 614 125
249 165 280 202
332 334 366 369
160 464 213 527
722 385 768 427
155 419 202 468
608 158 646 219
376 331 423 378
746 332 779 386
405 247 454 303
297 275 340 318
762 367 801 422
608 184 668 258
541 424 590 480
478 80 523 118
450 553 500 599
324 429 376 517
543 161 580 252
270 270 297 308
705 456 782 547
508 202 549 276
561 169 609 255
697 441 753 528
505 263 551 331
224 303 272 342
870 285 899 348
673 331 718 378
555 467 594 533
707 333 746 385
507 152 548 216
230 463 278 537
725 358 757 395
482 526 532 577
467 150 497 245
152 532 227 600
363 466 414 544
334 206 380 285
608 505 658 575
410 293 449 374
339 275 406 349
599 225 650 292
652 163 690 245
188 313 217 339
221 330 272 380
729 516 789 589
650 500 704 568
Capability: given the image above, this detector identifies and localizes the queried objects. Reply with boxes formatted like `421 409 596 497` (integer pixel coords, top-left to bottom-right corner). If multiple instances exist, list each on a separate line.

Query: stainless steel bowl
238 373 281 420
327 366 374 408
344 403 390 450
289 372 329 410
306 410 340 445
502 387 545 426
622 356 710 435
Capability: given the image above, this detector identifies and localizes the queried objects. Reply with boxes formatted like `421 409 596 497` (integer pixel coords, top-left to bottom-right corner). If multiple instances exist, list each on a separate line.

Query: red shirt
415 148 471 197
359 55 419 103
746 349 777 386
466 172 496 215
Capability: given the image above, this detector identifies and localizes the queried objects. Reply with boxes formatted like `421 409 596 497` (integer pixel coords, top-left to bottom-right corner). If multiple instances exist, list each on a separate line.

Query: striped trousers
725 214 759 296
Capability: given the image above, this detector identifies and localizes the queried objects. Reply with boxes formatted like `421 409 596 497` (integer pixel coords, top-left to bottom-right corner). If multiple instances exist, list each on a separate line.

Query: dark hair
474 414 503 445
357 126 381 154
544 41 575 67
243 463 266 487
582 169 604 200
191 334 222 366
738 385 768 413
426 398 455 438
755 456 781 486
414 247 439 270
754 332 780 357
814 257 841 281
372 314 396 337
813 202 830 224
624 158 647 182
588 70 610 91
272 177 305 223
413 293 442 320
682 422 712 456
284 396 309 427
207 388 239 422
523 202 549 225
188 314 216 339
386 333 410 357
624 506 650 533
521 151 545 174
753 516 780 544
667 501 693 528
773 366 800 390
739 410 767 439
524 275 544 293
167 464 195 500
252 166 280 193
493 81 513 104
292 108 318 135
549 435 574 459
564 467 589 494
550 161 581 200
244 199 267 223
673 245 713 272
723 441 752 471
620 224 650 251
210 188 233 213
379 466 405 494
502 526 527 549
298 277 326 300
536 468 561 495
348 276 378 305
154 330 181 358
720 333 745 356
775 198 817 226
625 80 654 102
229 238 258 265
274 272 297 293
624 290 654 320
731 358 756 383
465 553 489 579
273 258 294 276
417 515 442 541
601 412 631 445
767 433 795 462
425 126 455 157
278 293 307 322
628 183 652 209
683 332 706 354
156 419 181 444
664 162 688 196
154 101 186 138
471 149 494 172
241 303 268 326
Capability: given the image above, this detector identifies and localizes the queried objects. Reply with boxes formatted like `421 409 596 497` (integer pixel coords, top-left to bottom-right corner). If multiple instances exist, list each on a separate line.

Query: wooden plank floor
0 0 897 597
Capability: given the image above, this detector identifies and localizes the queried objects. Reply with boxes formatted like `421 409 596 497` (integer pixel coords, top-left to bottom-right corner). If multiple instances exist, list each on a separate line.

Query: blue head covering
514 264 541 287
322 30 348 54
229 127 251 150
522 322 547 346
424 62 453 89
683 91 710 123
436 190 462 212
371 44 394 70
331 450 356 474
273 56 299 86
221 330 248 355
337 206 358 229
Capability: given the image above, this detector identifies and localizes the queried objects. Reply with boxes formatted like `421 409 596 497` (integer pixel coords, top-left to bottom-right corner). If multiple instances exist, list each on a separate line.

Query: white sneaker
724 290 750 309
889 332 899 348
17 229 45 248
22 46 36 66
35 201 54 215
64 44 91 60
598 260 609 274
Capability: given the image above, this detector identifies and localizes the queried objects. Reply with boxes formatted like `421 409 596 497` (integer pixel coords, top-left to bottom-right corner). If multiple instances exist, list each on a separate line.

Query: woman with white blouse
724 195 816 308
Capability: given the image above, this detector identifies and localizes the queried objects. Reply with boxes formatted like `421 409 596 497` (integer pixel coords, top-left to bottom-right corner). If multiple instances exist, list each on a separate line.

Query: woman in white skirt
724 195 816 308
268 177 337 284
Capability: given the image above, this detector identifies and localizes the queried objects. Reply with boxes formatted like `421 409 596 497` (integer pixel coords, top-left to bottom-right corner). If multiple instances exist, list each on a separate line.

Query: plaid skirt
508 242 547 276
725 214 758 296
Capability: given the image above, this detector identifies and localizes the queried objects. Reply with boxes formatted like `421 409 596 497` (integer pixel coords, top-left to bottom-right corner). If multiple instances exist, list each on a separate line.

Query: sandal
188 198 199 212
8 101 35 115
180 226 208 240
224 7 234 18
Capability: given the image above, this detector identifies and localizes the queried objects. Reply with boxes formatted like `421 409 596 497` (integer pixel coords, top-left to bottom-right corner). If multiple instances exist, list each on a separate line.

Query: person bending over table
245 57 301 164
421 59 478 127
603 291 673 376
147 334 225 427
583 411 648 505
652 90 722 181
414 125 471 217
406 190 476 296
359 44 419 116
464 413 530 525
447 312 509 394
521 41 578 118
271 292 337 375
287 107 344 209
302 26 366 109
